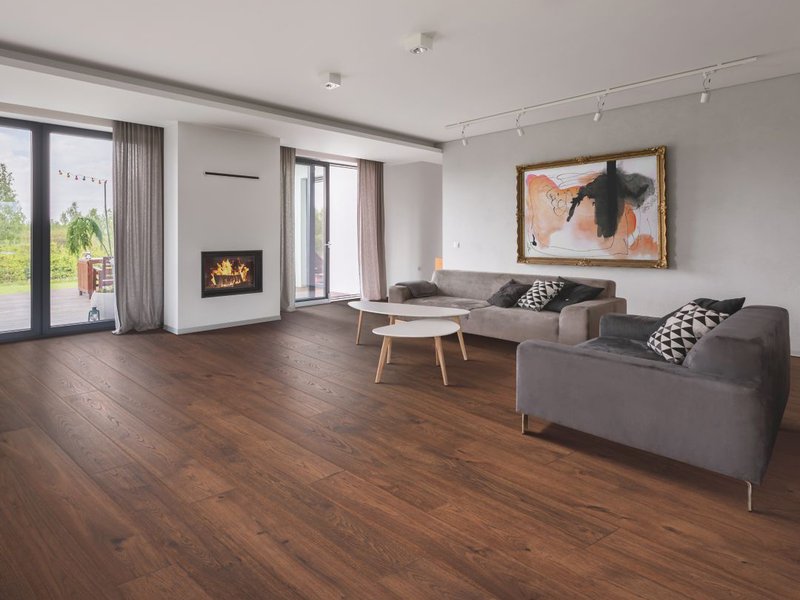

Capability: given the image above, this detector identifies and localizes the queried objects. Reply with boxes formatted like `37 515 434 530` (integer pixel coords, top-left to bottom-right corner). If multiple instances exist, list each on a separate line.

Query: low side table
372 319 461 386
348 300 469 361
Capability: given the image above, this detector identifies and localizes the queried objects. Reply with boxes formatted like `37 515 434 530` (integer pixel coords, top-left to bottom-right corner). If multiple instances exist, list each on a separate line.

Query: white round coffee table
348 300 469 361
372 319 460 386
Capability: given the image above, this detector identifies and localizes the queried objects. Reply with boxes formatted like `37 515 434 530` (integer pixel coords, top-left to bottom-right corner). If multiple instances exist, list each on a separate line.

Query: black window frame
0 116 115 343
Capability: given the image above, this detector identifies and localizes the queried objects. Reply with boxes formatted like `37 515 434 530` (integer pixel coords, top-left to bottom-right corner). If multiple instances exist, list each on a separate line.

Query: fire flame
209 258 250 288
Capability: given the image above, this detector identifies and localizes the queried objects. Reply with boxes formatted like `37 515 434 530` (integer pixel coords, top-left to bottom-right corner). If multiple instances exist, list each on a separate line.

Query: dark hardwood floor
0 302 798 599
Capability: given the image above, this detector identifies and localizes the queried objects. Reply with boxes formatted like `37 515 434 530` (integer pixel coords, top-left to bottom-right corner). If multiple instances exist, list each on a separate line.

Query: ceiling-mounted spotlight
515 112 525 136
461 124 469 147
593 92 607 122
321 72 342 90
405 32 434 55
700 71 712 103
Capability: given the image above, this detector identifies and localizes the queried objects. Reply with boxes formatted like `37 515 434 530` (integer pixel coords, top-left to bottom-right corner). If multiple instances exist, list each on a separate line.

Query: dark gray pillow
488 280 531 308
694 297 745 314
395 280 438 298
543 278 604 312
653 297 745 332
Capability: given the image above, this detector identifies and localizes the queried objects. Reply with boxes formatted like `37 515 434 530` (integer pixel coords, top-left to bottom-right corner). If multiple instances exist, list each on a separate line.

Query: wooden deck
0 287 96 332
0 303 798 598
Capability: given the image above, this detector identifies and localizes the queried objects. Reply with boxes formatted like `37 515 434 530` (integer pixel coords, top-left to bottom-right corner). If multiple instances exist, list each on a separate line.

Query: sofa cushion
405 295 490 311
578 336 665 362
431 269 616 300
648 302 730 364
467 306 560 343
487 280 532 308
517 280 565 311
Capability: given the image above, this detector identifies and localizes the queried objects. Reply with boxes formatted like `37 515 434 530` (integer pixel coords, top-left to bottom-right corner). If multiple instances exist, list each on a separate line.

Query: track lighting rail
446 56 757 130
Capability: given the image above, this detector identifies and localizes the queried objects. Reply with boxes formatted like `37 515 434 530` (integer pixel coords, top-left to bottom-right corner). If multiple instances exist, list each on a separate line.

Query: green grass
0 278 77 296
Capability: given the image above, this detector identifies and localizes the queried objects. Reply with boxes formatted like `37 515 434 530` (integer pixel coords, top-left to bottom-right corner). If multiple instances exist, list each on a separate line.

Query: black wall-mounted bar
204 171 260 180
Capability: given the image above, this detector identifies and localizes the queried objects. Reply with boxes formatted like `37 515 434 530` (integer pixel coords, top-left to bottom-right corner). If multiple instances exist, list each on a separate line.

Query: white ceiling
1 0 799 146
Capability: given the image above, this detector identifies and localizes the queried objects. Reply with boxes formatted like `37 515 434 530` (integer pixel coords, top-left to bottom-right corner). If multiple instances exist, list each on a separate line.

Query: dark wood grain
0 302 798 599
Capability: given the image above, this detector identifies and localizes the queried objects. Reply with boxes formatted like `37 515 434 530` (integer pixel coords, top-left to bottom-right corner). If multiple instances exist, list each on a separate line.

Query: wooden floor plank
118 565 213 600
0 427 167 585
64 390 233 503
0 302 797 599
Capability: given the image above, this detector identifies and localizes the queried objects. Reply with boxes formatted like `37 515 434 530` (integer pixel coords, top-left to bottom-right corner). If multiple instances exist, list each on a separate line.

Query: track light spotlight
515 113 525 136
700 71 712 103
461 125 469 146
593 93 607 122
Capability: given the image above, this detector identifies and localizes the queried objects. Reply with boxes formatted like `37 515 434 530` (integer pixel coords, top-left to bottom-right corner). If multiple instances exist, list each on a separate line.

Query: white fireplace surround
163 123 280 334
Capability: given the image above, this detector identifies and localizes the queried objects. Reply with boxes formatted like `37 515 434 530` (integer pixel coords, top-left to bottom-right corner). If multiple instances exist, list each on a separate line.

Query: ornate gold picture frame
516 146 667 268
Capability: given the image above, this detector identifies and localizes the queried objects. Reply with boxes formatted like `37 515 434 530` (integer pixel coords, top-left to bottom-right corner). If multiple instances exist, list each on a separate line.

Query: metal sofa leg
746 481 753 512
521 413 529 435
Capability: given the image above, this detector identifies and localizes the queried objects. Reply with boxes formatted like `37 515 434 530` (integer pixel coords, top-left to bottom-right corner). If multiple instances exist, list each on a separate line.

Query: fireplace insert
201 250 263 298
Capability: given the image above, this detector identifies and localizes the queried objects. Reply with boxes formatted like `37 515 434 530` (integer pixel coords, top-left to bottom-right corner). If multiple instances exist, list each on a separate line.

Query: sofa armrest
600 313 659 341
516 340 771 483
388 285 413 303
558 297 627 345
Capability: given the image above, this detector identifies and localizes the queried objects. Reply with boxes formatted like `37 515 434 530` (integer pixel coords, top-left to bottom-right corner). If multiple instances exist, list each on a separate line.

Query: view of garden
0 142 114 332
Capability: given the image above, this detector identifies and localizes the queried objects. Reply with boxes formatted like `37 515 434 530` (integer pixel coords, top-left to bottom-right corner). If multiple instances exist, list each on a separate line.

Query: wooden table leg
375 337 389 383
355 311 364 345
387 316 395 363
454 316 468 361
434 336 448 386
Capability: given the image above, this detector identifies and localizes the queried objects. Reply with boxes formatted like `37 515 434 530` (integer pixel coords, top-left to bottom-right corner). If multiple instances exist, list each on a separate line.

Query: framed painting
516 146 667 268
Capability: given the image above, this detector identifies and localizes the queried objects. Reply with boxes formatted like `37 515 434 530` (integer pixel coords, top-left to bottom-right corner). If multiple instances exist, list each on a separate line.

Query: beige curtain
357 159 386 300
280 147 296 312
112 122 164 333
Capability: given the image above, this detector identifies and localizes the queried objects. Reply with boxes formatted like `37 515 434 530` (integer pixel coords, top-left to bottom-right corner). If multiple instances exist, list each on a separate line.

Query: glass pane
49 133 114 326
0 125 32 334
328 165 359 299
294 163 327 301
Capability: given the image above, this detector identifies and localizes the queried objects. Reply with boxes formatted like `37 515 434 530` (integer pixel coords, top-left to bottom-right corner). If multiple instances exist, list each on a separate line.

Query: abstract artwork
516 146 666 268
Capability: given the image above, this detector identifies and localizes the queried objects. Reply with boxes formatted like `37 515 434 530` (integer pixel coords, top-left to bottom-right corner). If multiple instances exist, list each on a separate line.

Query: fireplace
201 250 263 298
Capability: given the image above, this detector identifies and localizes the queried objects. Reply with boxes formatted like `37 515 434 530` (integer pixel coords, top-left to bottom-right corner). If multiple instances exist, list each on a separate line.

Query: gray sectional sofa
516 306 791 506
388 269 627 344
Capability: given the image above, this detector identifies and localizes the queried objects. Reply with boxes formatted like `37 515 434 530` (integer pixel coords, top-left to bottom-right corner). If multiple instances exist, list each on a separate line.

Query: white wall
164 123 280 333
385 162 442 285
442 75 800 352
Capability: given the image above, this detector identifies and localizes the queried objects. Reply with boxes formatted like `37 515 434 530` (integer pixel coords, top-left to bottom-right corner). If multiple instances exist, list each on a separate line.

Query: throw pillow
395 280 438 298
543 278 604 312
647 302 730 364
694 297 745 315
488 280 532 308
653 296 745 332
517 280 565 311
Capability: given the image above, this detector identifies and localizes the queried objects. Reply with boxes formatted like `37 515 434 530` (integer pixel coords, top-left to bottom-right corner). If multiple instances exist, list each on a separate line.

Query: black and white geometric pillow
647 302 730 364
516 280 565 311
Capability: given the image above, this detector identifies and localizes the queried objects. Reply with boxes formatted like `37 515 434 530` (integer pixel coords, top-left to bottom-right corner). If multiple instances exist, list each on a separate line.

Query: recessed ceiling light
321 72 341 90
405 33 433 55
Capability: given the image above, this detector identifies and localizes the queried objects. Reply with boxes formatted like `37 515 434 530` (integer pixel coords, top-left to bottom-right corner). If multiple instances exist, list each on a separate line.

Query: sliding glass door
328 164 359 299
294 158 360 303
49 131 114 326
294 160 327 301
0 117 114 343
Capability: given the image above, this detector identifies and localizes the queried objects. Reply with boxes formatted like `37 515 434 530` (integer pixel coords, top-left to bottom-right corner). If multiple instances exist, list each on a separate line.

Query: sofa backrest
431 269 617 301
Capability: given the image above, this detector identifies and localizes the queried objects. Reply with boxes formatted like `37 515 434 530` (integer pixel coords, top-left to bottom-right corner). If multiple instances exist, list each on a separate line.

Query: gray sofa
388 269 627 344
516 306 791 507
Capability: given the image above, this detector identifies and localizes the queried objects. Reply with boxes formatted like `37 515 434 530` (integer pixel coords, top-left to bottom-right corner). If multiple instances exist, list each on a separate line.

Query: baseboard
163 314 281 335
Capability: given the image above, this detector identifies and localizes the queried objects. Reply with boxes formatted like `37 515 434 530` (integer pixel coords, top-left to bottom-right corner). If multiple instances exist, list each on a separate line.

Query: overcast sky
0 125 113 221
